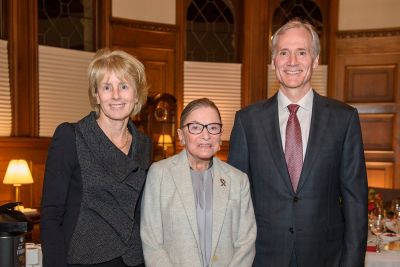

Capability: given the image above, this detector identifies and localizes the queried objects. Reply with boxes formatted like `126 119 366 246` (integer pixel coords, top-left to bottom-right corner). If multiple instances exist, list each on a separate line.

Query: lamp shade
3 159 34 185
158 134 173 146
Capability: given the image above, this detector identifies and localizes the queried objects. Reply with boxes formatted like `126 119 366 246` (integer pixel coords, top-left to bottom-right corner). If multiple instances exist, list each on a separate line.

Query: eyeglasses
183 123 223 135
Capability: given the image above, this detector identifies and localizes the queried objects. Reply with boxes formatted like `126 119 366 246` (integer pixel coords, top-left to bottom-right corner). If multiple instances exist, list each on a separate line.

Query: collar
76 112 151 182
278 89 314 112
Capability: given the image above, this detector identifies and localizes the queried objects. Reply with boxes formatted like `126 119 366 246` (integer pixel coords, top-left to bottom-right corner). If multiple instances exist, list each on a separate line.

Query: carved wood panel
366 162 394 188
359 114 394 151
345 65 395 103
144 61 168 95
334 35 400 188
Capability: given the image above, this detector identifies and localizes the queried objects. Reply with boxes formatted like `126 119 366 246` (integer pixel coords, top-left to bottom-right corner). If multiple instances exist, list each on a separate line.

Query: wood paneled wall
333 29 400 188
2 1 400 210
0 0 111 207
0 0 47 208
111 19 178 95
0 138 50 207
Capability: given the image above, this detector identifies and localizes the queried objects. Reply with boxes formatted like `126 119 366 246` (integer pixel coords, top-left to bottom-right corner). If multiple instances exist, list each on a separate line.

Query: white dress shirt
278 89 314 160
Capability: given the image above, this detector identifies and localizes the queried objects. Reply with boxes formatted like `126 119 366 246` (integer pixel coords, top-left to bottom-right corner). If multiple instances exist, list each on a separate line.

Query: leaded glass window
0 0 7 40
272 0 323 37
186 0 237 63
38 0 94 51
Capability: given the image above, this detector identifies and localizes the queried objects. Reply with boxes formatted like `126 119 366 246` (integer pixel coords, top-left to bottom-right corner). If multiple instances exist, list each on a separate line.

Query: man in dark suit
228 19 368 267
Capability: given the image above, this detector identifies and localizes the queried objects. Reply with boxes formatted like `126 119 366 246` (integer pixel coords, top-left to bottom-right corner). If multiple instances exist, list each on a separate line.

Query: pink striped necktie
285 104 303 192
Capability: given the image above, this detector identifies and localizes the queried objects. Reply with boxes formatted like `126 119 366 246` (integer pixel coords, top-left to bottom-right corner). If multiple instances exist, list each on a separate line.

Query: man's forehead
277 31 312 50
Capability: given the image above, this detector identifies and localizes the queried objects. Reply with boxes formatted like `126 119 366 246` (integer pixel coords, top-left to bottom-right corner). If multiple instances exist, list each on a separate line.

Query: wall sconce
158 134 173 158
3 159 34 203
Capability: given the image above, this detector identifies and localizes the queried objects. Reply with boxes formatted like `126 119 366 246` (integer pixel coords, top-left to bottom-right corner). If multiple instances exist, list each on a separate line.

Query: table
366 219 400 267
365 251 400 267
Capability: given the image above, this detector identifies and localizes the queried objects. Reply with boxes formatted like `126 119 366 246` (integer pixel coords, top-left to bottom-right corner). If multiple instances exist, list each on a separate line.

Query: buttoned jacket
228 91 368 267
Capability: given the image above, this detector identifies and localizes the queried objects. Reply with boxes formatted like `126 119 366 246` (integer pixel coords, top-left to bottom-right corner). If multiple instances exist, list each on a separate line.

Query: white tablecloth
365 251 400 267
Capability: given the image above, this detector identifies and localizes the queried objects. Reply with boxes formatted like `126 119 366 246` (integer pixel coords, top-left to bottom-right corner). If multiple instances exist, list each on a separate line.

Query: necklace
117 127 130 150
96 120 130 150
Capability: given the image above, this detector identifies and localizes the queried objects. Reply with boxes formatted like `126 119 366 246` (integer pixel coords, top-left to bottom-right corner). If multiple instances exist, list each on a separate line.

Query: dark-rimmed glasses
183 123 223 135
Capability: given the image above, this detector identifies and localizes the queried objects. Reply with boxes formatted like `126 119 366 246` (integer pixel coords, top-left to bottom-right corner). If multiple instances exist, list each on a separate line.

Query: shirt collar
278 89 314 111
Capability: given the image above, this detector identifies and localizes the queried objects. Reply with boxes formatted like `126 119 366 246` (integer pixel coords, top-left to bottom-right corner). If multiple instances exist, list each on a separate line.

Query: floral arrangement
368 189 383 215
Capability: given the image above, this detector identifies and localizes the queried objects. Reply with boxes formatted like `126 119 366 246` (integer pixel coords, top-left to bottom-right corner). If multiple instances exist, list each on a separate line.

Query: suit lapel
261 95 294 193
170 151 201 247
211 158 229 258
297 92 330 192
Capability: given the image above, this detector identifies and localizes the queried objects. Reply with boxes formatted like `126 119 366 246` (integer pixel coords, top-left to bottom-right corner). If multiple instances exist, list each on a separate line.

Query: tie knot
288 104 300 114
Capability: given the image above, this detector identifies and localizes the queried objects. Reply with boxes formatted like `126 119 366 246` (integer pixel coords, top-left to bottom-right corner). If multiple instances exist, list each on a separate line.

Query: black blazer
40 114 152 267
228 92 368 267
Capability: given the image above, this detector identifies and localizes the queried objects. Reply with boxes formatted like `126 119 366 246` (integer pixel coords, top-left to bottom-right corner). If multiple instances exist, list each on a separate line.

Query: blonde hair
88 48 149 117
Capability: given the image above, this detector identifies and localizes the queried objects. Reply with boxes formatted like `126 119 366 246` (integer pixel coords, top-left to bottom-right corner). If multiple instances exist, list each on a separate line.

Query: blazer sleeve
228 172 257 267
40 123 77 267
339 110 368 267
140 163 174 267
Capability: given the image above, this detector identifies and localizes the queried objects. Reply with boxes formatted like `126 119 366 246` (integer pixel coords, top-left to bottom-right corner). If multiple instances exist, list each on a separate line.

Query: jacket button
289 227 294 234
293 196 299 202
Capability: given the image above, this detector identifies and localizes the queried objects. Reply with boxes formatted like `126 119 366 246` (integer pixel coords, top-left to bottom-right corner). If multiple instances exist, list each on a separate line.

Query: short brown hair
180 98 222 128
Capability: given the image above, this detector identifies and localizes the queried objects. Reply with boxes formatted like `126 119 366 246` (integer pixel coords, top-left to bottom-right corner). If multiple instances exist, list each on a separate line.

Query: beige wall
112 0 176 24
112 0 400 30
339 0 400 30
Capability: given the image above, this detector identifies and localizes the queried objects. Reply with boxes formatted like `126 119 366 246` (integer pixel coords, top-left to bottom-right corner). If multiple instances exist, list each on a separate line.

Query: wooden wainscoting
366 162 394 188
333 29 400 188
0 137 50 208
359 114 394 151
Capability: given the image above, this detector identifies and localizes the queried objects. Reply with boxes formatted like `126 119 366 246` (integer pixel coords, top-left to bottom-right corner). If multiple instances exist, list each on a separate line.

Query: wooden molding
8 0 39 136
95 0 112 49
110 17 178 33
241 0 269 105
338 28 400 39
175 0 184 131
0 137 50 160
327 0 339 98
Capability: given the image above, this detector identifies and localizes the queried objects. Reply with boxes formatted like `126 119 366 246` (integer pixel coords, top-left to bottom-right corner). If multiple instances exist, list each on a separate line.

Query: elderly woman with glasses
140 98 256 267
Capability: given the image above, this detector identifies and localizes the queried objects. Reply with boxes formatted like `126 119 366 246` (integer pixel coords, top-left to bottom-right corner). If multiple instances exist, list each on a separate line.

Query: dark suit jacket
228 91 368 267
